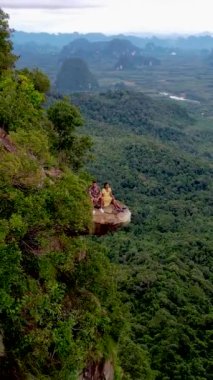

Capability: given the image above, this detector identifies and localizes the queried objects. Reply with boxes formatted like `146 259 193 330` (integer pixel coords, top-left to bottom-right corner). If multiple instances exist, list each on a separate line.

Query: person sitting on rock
89 180 104 212
101 182 123 212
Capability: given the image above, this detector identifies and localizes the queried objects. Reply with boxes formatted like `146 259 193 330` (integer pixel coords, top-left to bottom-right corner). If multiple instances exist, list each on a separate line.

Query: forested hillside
0 10 133 380
72 90 213 379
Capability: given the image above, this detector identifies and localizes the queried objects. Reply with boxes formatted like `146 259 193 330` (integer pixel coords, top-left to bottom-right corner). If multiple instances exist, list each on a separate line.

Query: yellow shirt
102 187 112 207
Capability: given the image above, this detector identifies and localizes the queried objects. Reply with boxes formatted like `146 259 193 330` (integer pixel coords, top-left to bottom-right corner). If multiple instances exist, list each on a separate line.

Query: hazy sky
2 0 213 35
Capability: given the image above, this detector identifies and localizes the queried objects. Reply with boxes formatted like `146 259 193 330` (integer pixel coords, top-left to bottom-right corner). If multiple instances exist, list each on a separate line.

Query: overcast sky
2 0 213 35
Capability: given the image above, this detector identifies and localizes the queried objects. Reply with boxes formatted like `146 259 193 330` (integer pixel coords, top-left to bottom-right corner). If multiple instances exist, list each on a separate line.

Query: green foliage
48 98 83 137
0 231 126 379
118 337 156 380
1 17 213 379
47 99 92 170
74 89 213 379
72 90 193 146
19 68 51 93
0 9 17 75
0 22 126 378
0 132 124 379
0 73 44 132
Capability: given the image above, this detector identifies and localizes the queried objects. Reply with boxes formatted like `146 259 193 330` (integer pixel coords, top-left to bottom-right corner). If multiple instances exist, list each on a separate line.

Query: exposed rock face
0 128 16 152
79 360 114 380
0 333 5 357
92 203 131 235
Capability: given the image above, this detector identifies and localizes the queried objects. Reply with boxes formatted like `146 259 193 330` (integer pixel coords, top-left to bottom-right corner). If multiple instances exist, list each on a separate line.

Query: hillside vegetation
0 10 132 380
72 90 213 379
1 9 213 380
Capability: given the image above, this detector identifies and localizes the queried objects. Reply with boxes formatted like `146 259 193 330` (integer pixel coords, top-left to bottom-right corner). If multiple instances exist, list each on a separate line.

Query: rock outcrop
79 359 114 380
0 128 16 152
92 203 131 235
1 129 131 237
0 333 5 357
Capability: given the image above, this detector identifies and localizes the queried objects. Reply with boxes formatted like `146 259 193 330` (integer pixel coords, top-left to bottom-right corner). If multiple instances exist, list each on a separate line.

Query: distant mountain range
12 31 213 93
59 38 146 69
12 31 213 51
14 36 163 84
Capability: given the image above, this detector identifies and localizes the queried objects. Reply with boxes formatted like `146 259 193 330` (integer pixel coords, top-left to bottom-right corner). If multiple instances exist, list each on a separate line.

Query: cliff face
0 333 4 357
0 127 128 379
0 128 16 152
0 128 131 238
79 360 114 380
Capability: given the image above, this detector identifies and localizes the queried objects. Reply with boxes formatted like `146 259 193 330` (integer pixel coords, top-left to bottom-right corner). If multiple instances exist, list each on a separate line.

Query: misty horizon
3 0 213 35
12 29 213 38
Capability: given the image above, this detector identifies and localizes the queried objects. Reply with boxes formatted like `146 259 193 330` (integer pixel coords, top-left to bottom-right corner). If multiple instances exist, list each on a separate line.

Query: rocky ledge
92 202 131 235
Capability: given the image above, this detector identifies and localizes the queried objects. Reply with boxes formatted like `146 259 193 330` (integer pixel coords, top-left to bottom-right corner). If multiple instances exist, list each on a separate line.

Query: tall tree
0 9 17 75
47 99 92 170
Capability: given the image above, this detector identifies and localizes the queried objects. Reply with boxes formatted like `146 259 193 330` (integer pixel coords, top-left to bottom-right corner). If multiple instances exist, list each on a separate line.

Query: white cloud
1 0 105 9
2 0 213 34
